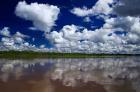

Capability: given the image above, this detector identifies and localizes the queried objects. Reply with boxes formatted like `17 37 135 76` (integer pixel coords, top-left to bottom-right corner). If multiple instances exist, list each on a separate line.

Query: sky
0 0 140 54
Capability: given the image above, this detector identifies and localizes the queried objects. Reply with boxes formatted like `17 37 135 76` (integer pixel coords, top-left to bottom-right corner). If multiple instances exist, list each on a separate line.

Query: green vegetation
0 51 139 59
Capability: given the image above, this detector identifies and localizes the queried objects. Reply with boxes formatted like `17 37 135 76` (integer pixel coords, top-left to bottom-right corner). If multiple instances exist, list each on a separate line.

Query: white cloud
28 27 38 31
39 44 45 49
0 27 30 50
83 17 91 22
1 17 140 53
0 27 40 51
71 0 113 17
47 15 140 54
6 0 140 54
15 1 60 32
107 16 140 44
0 27 10 37
48 24 125 53
1 37 15 46
14 32 29 38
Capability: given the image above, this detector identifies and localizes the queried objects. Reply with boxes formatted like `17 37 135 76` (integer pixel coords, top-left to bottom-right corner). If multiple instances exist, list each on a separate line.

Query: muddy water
0 57 139 92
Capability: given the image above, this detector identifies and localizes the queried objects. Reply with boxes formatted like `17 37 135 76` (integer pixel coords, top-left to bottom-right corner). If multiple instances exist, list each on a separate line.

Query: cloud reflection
0 58 139 92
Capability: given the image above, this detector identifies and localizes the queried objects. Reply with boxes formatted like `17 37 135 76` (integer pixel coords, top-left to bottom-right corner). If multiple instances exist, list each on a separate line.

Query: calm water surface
0 57 140 92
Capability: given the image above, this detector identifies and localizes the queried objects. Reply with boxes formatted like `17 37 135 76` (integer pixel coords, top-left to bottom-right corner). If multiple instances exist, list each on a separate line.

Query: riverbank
0 51 139 59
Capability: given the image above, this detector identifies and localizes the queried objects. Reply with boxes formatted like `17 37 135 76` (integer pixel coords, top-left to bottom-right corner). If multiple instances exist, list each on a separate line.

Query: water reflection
0 57 139 92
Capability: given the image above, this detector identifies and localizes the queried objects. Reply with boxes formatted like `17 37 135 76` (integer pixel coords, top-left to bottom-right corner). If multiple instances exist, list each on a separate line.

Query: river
0 57 139 92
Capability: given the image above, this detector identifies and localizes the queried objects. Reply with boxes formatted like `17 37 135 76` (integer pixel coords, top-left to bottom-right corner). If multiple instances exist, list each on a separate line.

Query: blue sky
0 0 103 46
0 0 140 54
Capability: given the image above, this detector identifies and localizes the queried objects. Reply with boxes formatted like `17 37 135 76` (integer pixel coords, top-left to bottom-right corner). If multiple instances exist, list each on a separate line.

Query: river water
0 57 139 92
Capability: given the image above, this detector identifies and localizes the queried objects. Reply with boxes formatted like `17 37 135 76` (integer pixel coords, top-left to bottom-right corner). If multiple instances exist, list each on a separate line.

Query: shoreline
0 51 139 59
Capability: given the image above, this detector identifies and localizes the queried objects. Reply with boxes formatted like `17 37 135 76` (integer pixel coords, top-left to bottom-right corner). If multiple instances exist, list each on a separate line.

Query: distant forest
0 51 139 59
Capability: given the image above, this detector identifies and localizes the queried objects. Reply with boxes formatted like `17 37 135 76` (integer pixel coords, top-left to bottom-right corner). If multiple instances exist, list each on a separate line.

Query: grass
0 51 139 59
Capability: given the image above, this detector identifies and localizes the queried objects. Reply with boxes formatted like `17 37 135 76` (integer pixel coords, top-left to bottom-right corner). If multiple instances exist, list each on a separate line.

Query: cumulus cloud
0 27 10 37
48 24 125 53
114 0 140 16
14 31 29 38
15 1 60 32
46 14 140 54
71 0 113 17
0 27 40 51
12 0 140 54
107 16 140 44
